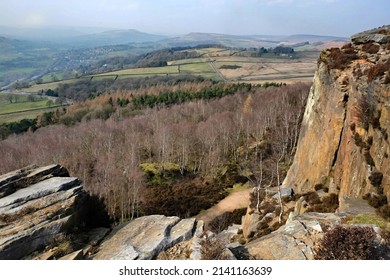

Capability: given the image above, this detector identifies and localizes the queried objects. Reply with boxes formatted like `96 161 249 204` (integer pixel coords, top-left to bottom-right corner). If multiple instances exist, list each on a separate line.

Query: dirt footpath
196 188 251 228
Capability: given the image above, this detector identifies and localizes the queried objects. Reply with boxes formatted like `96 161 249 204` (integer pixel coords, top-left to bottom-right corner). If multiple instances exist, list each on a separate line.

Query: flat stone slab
338 197 376 215
93 215 197 260
0 177 79 210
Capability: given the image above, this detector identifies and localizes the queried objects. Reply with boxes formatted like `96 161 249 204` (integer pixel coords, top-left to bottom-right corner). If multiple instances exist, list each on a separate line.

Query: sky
0 0 389 37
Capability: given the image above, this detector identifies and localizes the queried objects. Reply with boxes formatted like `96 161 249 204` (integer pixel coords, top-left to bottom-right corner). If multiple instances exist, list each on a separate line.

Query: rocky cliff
283 26 390 204
0 164 109 260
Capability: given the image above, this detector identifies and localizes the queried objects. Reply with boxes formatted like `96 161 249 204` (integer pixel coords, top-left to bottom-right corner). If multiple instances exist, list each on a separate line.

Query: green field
24 78 88 92
16 47 318 94
180 62 215 73
40 72 64 83
92 65 179 77
168 58 207 65
93 60 220 80
0 93 62 124
0 106 65 123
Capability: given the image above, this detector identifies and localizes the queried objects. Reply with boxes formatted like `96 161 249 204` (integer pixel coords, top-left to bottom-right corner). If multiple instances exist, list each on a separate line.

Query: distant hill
0 26 168 48
0 26 98 41
66 29 168 48
160 32 349 49
0 26 349 49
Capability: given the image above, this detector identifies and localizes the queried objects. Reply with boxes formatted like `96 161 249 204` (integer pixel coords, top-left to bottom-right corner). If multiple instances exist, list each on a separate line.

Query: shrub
249 188 266 211
353 132 364 148
385 73 390 84
367 58 390 83
261 201 276 214
378 205 390 219
363 193 371 200
314 183 329 193
372 110 381 129
208 208 247 233
326 45 358 70
362 43 380 54
219 65 242 70
304 192 321 205
354 95 374 131
364 150 375 166
368 194 388 208
314 225 378 260
200 235 229 260
369 172 383 187
367 136 373 146
309 193 339 213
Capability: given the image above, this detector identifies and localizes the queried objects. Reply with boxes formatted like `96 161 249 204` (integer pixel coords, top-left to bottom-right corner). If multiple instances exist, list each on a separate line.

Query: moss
140 162 159 176
227 182 250 195
139 162 182 185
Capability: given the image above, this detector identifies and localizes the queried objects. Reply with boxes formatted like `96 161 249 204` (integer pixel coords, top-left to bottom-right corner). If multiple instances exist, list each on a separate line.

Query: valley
1 22 389 262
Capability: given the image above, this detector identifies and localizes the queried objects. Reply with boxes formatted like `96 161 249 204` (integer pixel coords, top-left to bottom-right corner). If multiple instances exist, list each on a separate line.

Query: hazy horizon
0 0 389 37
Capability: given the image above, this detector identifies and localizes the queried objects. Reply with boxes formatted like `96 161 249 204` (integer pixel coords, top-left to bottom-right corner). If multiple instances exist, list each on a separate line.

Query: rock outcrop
244 212 344 260
0 164 107 260
93 215 198 260
283 25 390 203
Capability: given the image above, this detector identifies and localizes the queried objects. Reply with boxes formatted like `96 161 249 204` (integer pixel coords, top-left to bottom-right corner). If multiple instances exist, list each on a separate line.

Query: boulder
93 215 197 260
245 232 307 260
244 212 345 260
272 187 294 200
351 25 390 44
242 209 260 239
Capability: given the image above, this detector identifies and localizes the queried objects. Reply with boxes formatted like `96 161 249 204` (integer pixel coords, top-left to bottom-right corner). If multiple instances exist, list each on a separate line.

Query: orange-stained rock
283 25 390 203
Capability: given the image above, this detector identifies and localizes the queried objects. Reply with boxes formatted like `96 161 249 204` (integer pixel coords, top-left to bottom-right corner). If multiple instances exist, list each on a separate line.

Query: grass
180 62 215 73
345 213 390 231
0 95 48 115
22 78 87 92
40 72 64 83
168 58 207 65
0 93 65 123
0 107 65 123
226 182 251 194
195 48 227 55
92 65 179 77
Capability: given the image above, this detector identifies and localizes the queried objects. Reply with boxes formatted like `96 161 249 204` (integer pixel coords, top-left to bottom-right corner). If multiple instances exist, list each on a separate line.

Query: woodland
0 79 309 221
